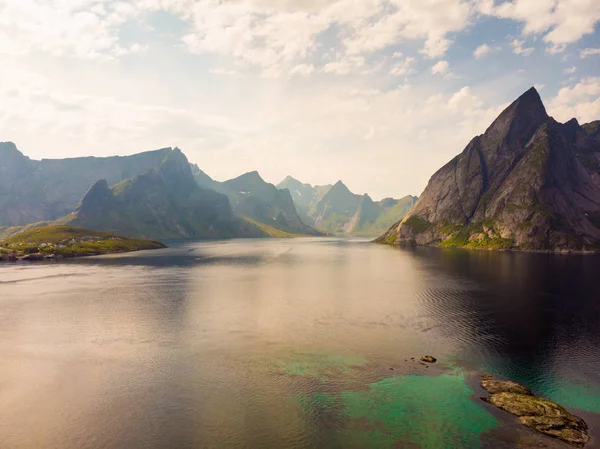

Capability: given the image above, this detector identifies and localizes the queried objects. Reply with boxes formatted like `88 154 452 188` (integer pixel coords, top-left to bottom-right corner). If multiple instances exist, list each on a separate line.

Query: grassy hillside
0 226 165 260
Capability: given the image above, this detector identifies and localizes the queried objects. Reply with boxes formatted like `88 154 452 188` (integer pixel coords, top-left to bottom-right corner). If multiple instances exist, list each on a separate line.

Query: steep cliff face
0 143 171 226
377 87 600 252
67 149 264 240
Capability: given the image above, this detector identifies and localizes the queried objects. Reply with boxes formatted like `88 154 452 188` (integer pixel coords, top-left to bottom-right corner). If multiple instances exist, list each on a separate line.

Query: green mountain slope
64 149 265 240
310 181 362 232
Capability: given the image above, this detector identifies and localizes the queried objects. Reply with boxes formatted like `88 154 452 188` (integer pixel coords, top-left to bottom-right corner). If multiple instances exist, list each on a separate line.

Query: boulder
420 355 437 363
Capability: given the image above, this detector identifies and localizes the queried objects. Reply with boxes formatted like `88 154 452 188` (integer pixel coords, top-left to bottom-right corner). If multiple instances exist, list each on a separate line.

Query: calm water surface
1 238 599 448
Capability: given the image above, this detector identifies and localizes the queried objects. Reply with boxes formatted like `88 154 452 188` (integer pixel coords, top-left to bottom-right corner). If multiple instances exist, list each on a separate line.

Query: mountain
310 181 362 232
276 176 328 226
194 170 320 236
277 177 417 235
0 143 172 227
64 148 264 240
376 87 600 252
346 195 418 235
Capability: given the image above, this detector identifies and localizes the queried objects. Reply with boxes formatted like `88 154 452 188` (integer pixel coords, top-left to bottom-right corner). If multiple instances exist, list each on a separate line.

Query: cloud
0 0 140 60
473 43 499 58
485 0 600 47
389 56 415 76
322 56 365 75
563 66 577 75
0 66 246 159
431 60 449 75
290 64 316 77
510 39 534 56
580 48 600 58
548 77 600 124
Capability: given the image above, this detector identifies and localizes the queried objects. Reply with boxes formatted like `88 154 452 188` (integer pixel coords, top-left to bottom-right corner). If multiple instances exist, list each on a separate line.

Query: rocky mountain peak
239 170 264 182
330 180 351 194
0 142 28 165
76 180 112 217
158 148 197 192
482 87 549 152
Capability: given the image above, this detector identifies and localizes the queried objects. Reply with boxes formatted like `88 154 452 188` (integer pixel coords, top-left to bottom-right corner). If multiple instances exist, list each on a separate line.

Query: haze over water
1 238 599 448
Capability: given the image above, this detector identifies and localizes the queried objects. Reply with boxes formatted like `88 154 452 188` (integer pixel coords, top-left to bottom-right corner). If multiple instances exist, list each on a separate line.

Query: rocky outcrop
481 375 589 446
376 87 600 252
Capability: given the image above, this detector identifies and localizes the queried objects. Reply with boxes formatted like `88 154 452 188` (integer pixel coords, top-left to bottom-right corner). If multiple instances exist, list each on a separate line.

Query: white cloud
431 60 449 75
546 43 566 54
563 66 577 75
485 0 600 47
290 64 316 76
389 56 415 76
0 0 139 60
548 77 600 124
510 39 534 56
473 43 498 58
534 83 545 90
580 48 600 58
322 56 365 75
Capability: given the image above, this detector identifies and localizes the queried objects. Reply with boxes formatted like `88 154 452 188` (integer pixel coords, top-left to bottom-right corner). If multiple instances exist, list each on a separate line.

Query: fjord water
1 238 599 448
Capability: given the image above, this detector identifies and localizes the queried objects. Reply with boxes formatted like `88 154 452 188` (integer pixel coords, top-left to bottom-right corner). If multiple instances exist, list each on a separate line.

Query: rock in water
481 376 589 446
420 355 437 363
376 87 600 252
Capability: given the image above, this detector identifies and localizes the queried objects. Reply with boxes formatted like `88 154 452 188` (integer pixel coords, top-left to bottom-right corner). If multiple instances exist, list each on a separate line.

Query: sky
0 0 599 200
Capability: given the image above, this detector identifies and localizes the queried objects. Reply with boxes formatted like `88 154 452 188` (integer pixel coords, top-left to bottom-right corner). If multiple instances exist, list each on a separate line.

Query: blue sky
0 0 599 199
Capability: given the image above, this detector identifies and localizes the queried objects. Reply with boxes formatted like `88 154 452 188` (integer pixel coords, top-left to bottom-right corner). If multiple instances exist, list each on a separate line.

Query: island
0 226 166 262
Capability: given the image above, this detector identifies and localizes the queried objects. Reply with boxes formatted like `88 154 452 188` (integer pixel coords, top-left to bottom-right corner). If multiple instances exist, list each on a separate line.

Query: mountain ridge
64 148 265 240
0 143 173 226
277 176 417 235
194 169 321 236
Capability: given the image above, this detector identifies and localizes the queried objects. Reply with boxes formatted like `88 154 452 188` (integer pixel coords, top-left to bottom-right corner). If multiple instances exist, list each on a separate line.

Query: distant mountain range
0 144 334 240
277 176 417 235
377 87 600 252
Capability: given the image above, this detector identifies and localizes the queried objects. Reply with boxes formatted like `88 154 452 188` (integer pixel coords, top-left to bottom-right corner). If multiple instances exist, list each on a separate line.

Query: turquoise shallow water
0 238 599 448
